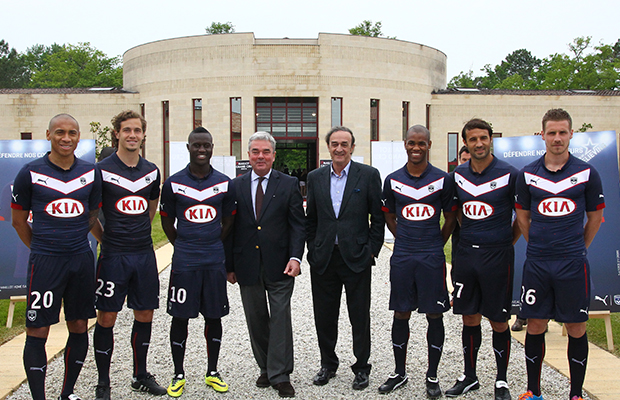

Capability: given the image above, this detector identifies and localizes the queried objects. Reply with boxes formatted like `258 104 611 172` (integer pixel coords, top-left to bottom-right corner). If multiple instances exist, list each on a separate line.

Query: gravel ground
8 245 586 400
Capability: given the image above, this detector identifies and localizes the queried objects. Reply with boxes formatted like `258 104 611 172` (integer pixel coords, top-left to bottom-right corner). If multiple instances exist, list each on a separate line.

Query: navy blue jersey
97 153 161 254
515 154 605 259
160 165 235 270
11 153 102 255
382 163 456 253
454 156 518 247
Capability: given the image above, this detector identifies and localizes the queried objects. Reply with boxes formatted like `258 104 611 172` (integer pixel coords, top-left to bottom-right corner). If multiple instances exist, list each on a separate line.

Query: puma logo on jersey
524 169 590 194
579 308 588 314
116 196 148 215
37 178 48 185
390 178 444 200
11 193 18 202
45 198 85 218
110 177 120 183
462 201 494 220
402 204 435 221
537 197 576 217
185 204 217 223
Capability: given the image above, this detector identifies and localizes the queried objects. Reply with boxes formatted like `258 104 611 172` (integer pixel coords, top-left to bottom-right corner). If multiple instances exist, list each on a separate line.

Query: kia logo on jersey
45 198 85 218
537 197 576 216
185 204 217 223
462 201 494 220
401 203 435 221
115 196 148 215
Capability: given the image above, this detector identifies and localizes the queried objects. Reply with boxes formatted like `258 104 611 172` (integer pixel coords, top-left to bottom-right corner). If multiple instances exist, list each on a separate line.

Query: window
331 97 342 126
20 132 32 140
162 101 170 179
255 97 318 138
402 101 409 140
448 132 458 172
370 99 379 141
193 99 202 128
140 103 145 117
230 97 242 160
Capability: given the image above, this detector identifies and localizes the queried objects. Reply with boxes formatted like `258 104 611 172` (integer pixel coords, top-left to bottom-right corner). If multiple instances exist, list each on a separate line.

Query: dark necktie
255 177 265 220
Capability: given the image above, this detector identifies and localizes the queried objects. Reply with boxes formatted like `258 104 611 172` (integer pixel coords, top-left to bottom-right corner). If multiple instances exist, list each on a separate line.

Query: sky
2 0 619 81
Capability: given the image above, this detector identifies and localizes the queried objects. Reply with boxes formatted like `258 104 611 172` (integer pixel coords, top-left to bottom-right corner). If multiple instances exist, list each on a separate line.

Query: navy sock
568 332 588 399
170 317 189 376
23 335 47 400
205 318 222 373
492 328 511 382
392 317 409 376
462 324 481 379
131 320 152 380
426 315 444 379
60 331 88 397
94 323 114 386
525 332 545 396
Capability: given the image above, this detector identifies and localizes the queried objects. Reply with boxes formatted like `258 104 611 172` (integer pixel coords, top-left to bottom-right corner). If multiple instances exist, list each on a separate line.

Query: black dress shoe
273 381 295 398
352 371 369 390
313 367 336 386
256 373 270 388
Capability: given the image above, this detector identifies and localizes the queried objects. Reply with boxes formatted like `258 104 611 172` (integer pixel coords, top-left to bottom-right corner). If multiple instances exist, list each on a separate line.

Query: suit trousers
239 267 294 385
311 247 372 374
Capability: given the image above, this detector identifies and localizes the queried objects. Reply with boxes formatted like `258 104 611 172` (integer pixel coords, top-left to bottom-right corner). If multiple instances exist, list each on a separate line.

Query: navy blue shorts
389 252 450 314
519 258 590 323
95 251 160 312
167 267 229 319
26 252 96 328
451 244 514 322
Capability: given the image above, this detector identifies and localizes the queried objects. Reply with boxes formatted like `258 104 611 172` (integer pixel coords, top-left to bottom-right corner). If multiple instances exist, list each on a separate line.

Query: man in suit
227 131 305 398
306 126 385 391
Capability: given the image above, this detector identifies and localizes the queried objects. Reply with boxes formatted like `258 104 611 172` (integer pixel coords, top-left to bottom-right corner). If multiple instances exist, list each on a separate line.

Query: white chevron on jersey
454 172 510 197
101 169 158 193
30 170 94 194
172 181 228 201
524 169 590 194
390 177 444 200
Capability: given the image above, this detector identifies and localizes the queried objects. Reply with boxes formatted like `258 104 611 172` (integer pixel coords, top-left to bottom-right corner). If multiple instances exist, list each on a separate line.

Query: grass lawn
0 216 170 344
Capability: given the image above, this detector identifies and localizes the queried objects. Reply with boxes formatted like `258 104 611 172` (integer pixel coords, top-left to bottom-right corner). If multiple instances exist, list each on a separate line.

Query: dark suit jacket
306 161 385 274
228 169 306 286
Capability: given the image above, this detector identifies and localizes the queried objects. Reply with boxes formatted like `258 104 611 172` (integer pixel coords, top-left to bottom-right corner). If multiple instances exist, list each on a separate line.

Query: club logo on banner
495 131 620 312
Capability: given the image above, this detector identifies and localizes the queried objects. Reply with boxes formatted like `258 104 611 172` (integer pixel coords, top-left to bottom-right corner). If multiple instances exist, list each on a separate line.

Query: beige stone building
1 33 618 176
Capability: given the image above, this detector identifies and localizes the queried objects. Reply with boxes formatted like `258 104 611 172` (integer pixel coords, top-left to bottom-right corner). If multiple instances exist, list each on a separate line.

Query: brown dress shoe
273 381 295 398
256 373 270 388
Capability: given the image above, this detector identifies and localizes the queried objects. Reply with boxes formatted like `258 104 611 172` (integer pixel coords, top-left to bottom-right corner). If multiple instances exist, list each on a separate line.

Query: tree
206 22 235 35
349 20 395 39
90 121 114 159
27 42 122 88
448 37 620 90
0 40 30 88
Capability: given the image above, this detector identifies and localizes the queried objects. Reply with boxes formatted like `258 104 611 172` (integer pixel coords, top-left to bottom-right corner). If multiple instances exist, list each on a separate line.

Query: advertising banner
494 131 620 312
0 140 96 299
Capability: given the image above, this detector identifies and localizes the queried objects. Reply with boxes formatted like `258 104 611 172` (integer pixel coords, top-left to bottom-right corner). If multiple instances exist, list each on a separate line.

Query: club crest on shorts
27 310 37 321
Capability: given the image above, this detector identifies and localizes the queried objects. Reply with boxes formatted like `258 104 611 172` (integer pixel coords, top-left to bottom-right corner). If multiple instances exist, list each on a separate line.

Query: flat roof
434 88 620 96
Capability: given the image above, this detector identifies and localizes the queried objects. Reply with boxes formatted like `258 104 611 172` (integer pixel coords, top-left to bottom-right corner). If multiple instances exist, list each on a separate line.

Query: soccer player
515 109 604 400
11 114 102 400
378 125 456 397
447 118 519 400
160 127 235 397
90 110 165 400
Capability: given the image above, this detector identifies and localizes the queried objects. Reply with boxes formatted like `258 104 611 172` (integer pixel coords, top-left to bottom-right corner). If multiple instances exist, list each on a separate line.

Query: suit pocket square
354 188 361 193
